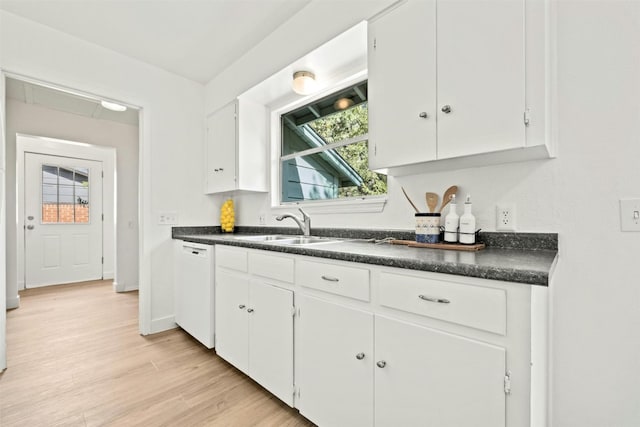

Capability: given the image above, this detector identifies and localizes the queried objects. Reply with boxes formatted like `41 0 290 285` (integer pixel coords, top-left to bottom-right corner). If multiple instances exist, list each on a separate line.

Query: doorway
17 134 117 292
23 152 103 288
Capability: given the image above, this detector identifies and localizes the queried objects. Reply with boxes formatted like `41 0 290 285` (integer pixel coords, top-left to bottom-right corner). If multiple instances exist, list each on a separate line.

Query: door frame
17 134 116 292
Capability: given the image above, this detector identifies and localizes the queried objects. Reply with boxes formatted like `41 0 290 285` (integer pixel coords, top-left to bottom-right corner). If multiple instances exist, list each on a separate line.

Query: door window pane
41 164 90 224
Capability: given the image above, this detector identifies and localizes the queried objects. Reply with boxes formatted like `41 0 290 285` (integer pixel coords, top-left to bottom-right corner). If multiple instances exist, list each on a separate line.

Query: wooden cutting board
391 240 485 251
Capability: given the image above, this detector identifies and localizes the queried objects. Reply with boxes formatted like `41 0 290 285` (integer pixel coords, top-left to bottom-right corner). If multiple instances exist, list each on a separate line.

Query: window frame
270 72 387 214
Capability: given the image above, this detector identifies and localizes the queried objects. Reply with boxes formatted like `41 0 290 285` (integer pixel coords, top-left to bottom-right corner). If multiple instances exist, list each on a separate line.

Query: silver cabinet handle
26 225 35 230
376 360 386 368
441 105 452 114
418 294 450 304
356 353 365 360
238 304 246 310
418 112 428 118
321 275 339 282
247 308 254 313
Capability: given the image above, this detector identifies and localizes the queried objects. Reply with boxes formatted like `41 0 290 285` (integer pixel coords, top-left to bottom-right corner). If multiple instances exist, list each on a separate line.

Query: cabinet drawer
296 259 370 302
378 272 506 335
249 252 294 283
216 245 248 272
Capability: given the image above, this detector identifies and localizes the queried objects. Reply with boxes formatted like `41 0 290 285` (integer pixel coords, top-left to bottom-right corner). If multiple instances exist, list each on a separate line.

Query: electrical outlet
496 204 516 231
259 213 266 225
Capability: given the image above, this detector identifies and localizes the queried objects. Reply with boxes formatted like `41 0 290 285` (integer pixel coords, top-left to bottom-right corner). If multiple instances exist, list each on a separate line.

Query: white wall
0 10 216 333
6 100 137 296
205 1 640 426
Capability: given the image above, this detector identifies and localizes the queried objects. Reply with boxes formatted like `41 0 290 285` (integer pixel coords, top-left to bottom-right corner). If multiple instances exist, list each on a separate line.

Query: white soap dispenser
443 194 459 243
459 194 476 245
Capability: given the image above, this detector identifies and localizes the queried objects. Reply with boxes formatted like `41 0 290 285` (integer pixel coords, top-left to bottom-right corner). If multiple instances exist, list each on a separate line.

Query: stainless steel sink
280 236 341 245
234 235 293 242
234 235 340 245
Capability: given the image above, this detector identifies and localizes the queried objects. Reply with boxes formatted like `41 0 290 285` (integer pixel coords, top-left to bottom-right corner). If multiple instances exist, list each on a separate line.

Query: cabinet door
436 0 526 159
206 101 237 193
375 315 506 427
215 269 249 373
248 280 294 406
368 0 437 170
297 295 374 427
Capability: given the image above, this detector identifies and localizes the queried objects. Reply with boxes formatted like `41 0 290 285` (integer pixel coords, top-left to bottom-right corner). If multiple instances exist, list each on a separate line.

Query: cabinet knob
355 352 365 360
376 360 387 368
441 105 452 114
26 225 35 230
238 304 246 310
418 112 428 119
247 308 254 313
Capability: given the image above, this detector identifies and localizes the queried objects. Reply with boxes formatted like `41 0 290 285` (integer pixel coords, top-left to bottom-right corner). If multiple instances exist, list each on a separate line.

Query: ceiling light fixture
292 71 316 95
333 97 355 110
101 100 127 112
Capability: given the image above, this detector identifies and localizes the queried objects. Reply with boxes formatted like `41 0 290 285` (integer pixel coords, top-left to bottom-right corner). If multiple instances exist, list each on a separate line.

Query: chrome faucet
276 208 311 236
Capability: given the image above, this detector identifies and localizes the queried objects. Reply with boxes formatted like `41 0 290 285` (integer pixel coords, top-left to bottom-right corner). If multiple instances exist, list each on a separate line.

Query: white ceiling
0 0 311 84
6 77 140 126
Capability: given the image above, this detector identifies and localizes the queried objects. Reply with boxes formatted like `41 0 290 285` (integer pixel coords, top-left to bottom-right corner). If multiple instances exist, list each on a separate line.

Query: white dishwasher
174 240 215 348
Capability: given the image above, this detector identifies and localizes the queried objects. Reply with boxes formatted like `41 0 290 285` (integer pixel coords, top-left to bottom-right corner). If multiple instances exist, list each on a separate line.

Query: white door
436 0 526 159
248 280 294 406
214 269 250 374
375 315 506 427
367 0 437 169
206 101 237 193
24 152 103 288
297 295 374 427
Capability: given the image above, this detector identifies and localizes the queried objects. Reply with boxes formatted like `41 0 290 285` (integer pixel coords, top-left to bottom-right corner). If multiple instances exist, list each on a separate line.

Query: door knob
26 225 35 230
441 105 452 114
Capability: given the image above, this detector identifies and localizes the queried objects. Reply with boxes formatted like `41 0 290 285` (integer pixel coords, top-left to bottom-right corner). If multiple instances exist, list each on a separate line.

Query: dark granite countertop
172 227 557 286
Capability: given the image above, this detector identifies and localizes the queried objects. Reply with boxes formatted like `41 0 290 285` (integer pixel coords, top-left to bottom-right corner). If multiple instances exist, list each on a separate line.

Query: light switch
620 199 640 231
158 211 178 225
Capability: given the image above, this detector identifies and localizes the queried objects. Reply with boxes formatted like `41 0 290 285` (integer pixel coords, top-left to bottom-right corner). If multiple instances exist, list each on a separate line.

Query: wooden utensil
425 192 439 213
401 187 420 213
438 185 458 213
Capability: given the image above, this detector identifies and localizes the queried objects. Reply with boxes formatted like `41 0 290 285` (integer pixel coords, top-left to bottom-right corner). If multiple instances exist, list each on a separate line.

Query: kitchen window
280 80 387 204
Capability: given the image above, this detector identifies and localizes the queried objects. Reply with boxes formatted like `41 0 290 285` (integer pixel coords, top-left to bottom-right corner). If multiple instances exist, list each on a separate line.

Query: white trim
270 72 372 209
274 196 387 214
150 315 177 334
103 270 115 280
6 295 20 310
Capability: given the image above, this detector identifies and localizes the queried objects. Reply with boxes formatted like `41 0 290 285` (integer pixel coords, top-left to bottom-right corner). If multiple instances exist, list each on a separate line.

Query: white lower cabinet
374 315 506 427
215 269 250 372
296 295 506 427
296 294 374 427
212 247 546 426
215 246 294 406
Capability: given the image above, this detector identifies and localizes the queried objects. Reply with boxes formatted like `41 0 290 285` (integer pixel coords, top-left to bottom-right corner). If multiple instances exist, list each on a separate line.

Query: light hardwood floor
0 280 314 426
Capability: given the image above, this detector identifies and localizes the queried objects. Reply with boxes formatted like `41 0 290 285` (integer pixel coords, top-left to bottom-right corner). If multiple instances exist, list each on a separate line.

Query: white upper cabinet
205 98 268 194
436 0 525 159
368 0 437 170
368 0 552 174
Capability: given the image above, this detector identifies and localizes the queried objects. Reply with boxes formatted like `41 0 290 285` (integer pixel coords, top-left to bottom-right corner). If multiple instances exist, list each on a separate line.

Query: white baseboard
103 270 115 280
150 315 177 334
18 280 25 291
112 281 139 292
7 295 20 309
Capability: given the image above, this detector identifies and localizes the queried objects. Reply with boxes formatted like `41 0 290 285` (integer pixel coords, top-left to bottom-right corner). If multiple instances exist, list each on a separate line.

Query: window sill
273 197 387 215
